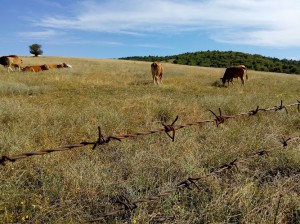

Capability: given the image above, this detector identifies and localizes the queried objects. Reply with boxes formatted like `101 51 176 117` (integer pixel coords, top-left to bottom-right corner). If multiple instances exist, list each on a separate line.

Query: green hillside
121 50 300 74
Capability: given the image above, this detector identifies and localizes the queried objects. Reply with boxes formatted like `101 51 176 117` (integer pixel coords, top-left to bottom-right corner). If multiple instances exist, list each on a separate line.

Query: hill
1 57 300 223
121 50 300 74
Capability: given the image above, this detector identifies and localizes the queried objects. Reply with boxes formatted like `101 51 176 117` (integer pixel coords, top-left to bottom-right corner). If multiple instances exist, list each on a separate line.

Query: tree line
120 50 300 75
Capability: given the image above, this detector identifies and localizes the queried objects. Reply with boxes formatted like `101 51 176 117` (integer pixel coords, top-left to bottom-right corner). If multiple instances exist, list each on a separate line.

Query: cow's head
64 63 72 68
220 77 226 85
58 63 72 68
41 64 50 70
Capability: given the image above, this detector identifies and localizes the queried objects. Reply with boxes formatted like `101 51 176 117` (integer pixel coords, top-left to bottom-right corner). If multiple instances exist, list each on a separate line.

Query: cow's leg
240 77 244 85
154 75 158 85
154 72 161 85
159 73 163 84
227 79 231 86
225 78 230 86
230 78 234 85
7 67 13 72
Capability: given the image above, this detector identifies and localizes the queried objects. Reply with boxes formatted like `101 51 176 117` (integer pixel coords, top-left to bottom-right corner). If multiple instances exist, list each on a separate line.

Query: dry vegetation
0 56 300 223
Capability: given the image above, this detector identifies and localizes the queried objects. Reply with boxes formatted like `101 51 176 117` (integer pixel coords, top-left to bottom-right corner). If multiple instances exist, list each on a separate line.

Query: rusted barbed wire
0 144 86 165
162 115 179 142
1 100 299 165
89 135 300 222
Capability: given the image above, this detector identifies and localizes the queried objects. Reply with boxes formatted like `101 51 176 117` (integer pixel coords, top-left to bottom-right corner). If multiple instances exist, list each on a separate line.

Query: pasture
0 56 300 223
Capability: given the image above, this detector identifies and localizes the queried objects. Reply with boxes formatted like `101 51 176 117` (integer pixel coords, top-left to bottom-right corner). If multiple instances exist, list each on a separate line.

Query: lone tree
29 43 43 57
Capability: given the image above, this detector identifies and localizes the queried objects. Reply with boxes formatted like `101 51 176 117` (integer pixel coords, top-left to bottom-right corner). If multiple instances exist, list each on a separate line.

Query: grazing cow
221 65 248 86
0 55 23 72
22 64 50 72
151 61 164 85
47 63 72 69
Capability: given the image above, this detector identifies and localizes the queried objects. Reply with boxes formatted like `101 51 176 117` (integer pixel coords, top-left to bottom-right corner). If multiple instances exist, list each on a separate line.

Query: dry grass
0 56 300 223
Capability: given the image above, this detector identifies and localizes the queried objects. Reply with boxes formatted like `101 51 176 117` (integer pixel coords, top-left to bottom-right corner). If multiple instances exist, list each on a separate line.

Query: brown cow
151 61 164 85
0 55 23 72
221 65 248 86
22 64 50 72
47 63 72 69
47 64 60 69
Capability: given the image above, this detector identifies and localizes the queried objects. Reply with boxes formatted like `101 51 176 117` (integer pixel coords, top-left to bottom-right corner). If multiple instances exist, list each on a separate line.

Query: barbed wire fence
88 135 300 222
1 99 300 222
1 100 299 166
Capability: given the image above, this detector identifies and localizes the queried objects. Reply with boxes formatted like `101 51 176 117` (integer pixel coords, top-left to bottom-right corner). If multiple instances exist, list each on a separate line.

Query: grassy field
0 56 300 223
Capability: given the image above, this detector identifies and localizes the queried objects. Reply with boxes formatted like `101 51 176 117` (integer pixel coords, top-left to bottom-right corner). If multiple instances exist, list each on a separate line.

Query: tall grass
0 56 300 223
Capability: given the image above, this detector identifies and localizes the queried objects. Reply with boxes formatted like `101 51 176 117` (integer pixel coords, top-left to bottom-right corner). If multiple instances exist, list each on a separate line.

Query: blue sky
1 0 300 60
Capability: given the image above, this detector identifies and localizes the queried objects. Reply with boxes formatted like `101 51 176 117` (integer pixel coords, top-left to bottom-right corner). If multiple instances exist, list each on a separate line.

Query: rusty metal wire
1 100 299 166
162 115 179 141
0 144 85 165
89 135 300 222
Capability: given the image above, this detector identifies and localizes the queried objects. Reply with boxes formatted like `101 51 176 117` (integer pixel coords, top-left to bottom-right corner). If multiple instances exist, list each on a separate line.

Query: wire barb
80 126 121 149
162 116 179 142
0 155 16 166
280 137 291 147
209 108 225 126
187 178 201 191
114 195 137 211
249 106 260 115
274 100 288 113
255 150 269 157
177 180 193 190
177 178 201 191
217 159 238 173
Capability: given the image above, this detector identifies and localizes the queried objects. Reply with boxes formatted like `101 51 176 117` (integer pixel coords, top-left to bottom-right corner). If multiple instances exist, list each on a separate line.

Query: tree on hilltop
29 43 43 57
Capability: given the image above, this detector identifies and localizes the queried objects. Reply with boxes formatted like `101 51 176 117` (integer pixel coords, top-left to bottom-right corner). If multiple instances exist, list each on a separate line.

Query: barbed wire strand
1 100 299 166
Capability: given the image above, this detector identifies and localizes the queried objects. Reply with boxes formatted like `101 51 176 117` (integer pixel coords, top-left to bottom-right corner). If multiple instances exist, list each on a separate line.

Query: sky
1 0 300 60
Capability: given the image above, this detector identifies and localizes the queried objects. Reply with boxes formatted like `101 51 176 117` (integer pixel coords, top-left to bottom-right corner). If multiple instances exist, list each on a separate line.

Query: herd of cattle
151 61 248 86
0 55 72 72
1 55 247 87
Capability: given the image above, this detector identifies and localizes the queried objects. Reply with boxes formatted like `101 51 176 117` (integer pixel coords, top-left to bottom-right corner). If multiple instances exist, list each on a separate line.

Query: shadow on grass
128 80 153 86
211 80 226 88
